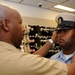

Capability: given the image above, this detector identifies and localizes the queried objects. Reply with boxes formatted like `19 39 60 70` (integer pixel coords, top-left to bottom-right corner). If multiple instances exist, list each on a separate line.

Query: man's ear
1 19 10 31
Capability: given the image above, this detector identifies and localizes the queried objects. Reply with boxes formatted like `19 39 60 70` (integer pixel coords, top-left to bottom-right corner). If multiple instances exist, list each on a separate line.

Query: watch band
49 39 55 47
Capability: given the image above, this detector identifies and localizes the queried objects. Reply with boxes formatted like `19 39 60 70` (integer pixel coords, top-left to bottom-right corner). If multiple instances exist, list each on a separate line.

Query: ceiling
5 0 75 14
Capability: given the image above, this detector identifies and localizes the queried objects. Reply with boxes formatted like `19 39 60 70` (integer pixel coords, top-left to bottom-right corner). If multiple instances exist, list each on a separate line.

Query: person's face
10 13 25 48
57 29 75 48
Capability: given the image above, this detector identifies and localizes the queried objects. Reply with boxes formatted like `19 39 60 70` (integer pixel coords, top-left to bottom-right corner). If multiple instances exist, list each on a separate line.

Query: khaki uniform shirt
0 41 68 75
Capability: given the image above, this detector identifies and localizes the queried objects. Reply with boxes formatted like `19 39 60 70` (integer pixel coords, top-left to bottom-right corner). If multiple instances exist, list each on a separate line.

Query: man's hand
51 31 58 44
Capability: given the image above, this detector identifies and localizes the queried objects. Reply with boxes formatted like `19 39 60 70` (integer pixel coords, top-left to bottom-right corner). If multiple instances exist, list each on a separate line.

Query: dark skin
0 4 75 75
57 29 75 55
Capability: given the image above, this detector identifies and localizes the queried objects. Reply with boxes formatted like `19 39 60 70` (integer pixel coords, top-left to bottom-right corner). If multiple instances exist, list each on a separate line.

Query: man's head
55 13 75 50
0 4 25 48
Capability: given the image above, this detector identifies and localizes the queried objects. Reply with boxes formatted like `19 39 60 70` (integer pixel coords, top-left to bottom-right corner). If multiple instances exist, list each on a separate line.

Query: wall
22 16 57 27
0 0 60 27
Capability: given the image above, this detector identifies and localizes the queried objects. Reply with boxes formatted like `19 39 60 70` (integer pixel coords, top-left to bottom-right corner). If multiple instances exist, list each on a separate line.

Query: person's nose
22 25 25 33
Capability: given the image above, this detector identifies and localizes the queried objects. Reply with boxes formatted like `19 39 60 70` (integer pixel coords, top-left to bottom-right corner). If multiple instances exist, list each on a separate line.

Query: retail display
21 25 60 58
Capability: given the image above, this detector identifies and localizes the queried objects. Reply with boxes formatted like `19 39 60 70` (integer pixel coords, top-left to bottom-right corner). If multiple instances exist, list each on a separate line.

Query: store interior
1 0 75 58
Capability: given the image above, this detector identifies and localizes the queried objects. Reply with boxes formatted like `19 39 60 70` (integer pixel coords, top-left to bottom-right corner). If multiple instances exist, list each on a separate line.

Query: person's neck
62 47 75 55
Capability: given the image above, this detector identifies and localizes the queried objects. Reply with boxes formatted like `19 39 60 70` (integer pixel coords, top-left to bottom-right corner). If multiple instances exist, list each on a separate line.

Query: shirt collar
58 49 75 61
0 41 20 52
58 50 66 61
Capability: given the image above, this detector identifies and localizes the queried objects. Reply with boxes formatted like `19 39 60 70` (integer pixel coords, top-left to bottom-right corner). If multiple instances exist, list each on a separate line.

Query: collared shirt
0 41 68 75
50 50 75 64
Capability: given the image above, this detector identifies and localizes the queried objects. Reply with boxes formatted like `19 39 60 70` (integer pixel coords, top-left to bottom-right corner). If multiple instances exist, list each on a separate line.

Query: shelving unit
21 25 60 58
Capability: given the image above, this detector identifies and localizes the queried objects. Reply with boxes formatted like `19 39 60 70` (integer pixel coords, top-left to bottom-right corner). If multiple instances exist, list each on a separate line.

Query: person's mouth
58 39 64 43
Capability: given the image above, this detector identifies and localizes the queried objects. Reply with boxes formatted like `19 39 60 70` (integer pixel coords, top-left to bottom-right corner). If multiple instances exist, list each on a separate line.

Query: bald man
0 4 74 75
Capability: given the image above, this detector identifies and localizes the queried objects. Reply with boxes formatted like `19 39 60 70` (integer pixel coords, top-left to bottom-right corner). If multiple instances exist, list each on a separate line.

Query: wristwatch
49 39 55 47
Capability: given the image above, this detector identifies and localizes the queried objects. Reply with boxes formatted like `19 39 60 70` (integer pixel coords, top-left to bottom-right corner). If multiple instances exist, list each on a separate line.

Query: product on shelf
22 25 60 58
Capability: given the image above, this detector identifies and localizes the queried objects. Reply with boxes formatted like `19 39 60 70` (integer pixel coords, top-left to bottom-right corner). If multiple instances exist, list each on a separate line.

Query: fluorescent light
54 5 75 12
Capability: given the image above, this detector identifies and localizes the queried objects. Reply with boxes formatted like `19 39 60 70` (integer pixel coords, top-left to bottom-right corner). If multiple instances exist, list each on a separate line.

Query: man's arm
34 31 58 56
34 31 75 75
33 41 53 56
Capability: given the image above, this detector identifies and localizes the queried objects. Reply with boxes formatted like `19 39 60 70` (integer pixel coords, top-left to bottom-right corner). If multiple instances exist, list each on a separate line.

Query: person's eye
64 30 69 33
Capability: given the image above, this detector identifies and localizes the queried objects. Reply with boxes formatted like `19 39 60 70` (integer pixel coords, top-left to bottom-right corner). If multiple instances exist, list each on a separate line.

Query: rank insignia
57 17 63 24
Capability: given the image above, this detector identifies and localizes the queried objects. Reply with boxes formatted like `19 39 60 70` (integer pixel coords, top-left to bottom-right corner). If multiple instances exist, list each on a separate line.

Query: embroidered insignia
57 17 63 24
